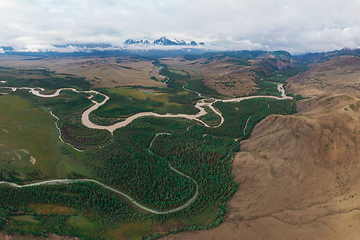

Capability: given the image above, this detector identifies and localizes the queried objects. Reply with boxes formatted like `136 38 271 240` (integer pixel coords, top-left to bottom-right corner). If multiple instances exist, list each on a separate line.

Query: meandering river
0 83 292 214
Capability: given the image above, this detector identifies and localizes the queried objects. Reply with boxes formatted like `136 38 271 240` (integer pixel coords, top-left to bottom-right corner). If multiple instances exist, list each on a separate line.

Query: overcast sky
0 0 359 54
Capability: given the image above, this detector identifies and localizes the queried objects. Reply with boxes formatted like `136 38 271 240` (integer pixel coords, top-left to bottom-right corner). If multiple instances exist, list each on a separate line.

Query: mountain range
124 36 204 46
2 41 360 66
295 48 360 64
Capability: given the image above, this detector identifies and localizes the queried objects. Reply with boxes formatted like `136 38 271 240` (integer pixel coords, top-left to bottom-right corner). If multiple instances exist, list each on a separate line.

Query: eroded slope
286 55 360 98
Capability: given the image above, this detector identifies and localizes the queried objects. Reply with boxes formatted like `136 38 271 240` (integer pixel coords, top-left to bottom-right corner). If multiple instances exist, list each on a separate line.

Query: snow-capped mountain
124 37 204 46
123 39 150 45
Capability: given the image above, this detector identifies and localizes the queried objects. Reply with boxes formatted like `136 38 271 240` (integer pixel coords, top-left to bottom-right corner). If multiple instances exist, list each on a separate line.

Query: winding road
0 83 292 214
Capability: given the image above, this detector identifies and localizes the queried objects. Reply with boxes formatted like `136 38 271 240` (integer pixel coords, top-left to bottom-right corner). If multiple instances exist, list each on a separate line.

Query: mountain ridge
295 48 360 64
124 36 205 46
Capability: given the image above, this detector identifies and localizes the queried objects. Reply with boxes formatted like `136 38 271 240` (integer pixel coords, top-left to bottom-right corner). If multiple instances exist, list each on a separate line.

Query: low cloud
14 43 123 53
0 0 359 54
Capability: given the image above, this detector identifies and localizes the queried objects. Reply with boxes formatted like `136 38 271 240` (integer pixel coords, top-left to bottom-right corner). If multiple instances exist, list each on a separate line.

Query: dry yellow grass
286 55 360 98
0 56 166 88
160 57 259 97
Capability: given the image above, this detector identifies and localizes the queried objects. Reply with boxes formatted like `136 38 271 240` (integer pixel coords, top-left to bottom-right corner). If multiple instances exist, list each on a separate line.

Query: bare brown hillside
163 57 360 239
160 57 259 97
286 55 360 98
0 55 165 88
160 56 293 97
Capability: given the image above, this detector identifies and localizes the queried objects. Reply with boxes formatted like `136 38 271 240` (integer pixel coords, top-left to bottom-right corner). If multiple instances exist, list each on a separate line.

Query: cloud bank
0 0 359 54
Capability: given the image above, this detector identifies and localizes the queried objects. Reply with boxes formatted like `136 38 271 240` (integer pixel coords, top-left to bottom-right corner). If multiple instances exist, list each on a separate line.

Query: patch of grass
92 93 105 103
198 106 222 127
0 94 94 179
182 208 214 226
109 221 151 240
257 81 281 96
11 215 40 223
68 215 98 230
29 203 76 215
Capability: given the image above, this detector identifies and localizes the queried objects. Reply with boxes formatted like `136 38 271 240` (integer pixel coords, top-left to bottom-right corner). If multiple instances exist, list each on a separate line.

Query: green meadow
198 106 222 127
89 87 201 126
0 94 94 180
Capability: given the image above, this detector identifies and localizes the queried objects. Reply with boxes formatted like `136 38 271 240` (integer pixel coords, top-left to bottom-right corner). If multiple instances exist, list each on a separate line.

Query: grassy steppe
0 94 93 180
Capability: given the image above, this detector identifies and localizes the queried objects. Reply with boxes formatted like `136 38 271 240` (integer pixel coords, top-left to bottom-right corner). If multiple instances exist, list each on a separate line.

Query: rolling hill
163 55 360 240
